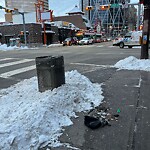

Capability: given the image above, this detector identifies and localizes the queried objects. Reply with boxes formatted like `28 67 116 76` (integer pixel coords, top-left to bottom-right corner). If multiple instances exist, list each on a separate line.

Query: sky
0 44 150 149
0 0 139 22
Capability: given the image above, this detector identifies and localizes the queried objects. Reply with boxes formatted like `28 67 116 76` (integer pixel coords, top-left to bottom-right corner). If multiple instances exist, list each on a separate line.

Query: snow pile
0 43 61 51
0 44 18 51
0 44 29 51
0 70 103 149
47 44 63 47
114 56 150 72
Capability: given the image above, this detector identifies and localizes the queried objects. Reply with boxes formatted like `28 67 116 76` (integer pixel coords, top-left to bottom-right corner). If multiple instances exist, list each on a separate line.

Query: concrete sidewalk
48 66 150 150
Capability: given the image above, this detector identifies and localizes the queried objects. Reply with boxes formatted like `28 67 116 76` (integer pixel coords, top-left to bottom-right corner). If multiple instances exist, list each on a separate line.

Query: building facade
0 23 60 46
5 0 49 12
80 0 132 36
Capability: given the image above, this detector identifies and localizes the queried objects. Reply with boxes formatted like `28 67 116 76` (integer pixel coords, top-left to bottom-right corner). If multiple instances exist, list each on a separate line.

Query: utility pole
14 10 27 46
81 0 83 12
140 1 150 59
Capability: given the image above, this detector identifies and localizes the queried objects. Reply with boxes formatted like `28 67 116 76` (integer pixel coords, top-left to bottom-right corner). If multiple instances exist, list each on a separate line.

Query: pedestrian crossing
0 59 34 68
0 58 36 79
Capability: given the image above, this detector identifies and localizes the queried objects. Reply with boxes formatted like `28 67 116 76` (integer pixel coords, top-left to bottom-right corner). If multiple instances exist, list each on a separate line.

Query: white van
113 31 142 48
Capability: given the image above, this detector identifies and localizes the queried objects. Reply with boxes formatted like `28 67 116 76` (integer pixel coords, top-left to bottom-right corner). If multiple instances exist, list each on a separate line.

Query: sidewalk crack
130 75 142 150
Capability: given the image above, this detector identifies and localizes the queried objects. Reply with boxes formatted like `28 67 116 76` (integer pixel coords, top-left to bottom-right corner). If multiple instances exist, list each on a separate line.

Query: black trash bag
84 115 109 129
113 114 119 118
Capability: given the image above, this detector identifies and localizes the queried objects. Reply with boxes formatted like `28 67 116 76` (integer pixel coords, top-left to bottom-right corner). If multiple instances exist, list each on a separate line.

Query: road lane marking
0 59 34 68
0 65 36 78
70 62 114 68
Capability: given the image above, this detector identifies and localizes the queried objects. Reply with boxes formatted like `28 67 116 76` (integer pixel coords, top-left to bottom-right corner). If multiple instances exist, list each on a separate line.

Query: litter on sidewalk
84 102 119 129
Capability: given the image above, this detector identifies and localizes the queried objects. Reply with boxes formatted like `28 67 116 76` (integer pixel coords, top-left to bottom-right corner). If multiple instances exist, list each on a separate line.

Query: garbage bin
35 55 65 92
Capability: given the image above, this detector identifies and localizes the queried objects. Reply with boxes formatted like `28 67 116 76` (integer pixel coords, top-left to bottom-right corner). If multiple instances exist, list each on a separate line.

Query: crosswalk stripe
0 59 34 68
0 58 14 62
0 65 36 78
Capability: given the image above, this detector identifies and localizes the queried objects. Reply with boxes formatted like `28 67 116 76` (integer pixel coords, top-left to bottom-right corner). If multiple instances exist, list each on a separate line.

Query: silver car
78 37 93 45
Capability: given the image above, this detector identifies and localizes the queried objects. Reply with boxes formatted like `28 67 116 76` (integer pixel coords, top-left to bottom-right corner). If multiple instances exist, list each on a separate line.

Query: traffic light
100 5 110 10
19 31 29 35
5 8 13 13
139 25 143 30
13 8 19 14
85 6 93 11
20 31 24 35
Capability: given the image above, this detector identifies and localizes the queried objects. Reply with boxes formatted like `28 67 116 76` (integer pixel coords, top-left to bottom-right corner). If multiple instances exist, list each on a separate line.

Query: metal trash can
35 55 65 92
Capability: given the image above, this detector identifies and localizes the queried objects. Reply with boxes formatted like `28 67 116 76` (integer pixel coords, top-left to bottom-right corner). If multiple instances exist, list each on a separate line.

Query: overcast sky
0 0 139 22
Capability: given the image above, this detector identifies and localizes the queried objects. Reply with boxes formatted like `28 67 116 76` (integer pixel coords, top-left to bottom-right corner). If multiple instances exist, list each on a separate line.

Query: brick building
0 23 42 46
0 23 59 46
0 5 89 46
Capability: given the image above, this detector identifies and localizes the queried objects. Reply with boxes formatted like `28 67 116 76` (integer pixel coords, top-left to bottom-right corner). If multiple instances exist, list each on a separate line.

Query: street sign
110 3 120 8
41 11 53 21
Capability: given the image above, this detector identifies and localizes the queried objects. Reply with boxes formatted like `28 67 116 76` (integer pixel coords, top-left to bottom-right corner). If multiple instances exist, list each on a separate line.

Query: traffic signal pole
140 5 150 59
21 12 27 46
14 10 27 46
0 6 27 46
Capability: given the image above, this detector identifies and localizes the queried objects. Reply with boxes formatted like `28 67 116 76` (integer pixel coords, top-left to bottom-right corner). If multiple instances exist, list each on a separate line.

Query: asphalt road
0 42 150 150
0 42 141 89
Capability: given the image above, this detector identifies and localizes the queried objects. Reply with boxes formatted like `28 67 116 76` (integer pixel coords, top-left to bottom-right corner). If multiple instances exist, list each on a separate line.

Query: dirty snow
114 56 150 72
0 43 63 51
0 70 103 149
1 43 150 149
0 44 29 51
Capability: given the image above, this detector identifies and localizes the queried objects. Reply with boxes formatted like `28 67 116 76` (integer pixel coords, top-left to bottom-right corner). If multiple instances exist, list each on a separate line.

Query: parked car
95 38 102 43
102 37 108 42
62 37 78 46
107 37 112 41
78 37 93 45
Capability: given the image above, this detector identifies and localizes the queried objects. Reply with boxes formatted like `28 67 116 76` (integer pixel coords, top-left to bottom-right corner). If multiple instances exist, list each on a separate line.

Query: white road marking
70 62 114 68
97 45 104 47
0 59 34 68
0 58 14 62
0 65 36 78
